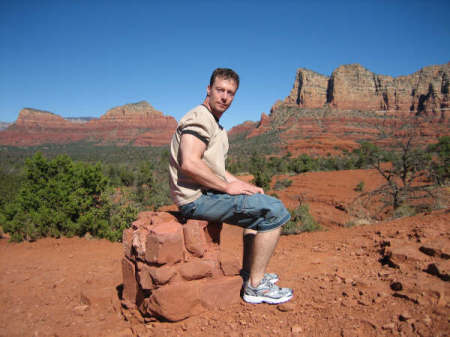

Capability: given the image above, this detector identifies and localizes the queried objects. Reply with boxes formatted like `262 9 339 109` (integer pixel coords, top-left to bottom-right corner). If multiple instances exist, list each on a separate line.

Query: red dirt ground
1 170 449 337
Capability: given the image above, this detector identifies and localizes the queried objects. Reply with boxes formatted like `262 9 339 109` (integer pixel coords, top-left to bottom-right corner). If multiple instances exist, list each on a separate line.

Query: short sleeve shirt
169 105 229 206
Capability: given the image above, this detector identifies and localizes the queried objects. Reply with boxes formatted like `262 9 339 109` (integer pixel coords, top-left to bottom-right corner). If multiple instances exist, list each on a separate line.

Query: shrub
249 152 273 190
1 152 137 242
273 178 293 191
282 203 321 235
354 181 365 192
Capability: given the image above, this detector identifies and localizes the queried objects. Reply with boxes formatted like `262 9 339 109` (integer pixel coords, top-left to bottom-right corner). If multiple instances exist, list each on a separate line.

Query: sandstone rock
147 265 177 286
136 262 154 290
284 68 329 108
131 228 148 260
183 220 207 257
121 258 139 304
122 228 134 260
145 282 204 321
123 211 241 322
179 260 213 281
145 221 184 265
219 252 241 276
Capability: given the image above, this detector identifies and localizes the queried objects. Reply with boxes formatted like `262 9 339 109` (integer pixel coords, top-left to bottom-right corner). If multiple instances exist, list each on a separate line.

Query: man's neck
202 99 222 121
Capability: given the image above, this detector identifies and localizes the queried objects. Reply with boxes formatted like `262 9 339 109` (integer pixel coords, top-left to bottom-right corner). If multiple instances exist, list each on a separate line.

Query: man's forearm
224 170 238 183
181 157 229 192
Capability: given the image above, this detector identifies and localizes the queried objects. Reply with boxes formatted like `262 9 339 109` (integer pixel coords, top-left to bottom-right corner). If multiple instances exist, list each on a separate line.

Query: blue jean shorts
179 191 291 232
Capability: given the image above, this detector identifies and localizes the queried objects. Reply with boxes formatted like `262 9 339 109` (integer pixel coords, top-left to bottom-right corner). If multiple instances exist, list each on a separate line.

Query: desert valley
0 63 449 337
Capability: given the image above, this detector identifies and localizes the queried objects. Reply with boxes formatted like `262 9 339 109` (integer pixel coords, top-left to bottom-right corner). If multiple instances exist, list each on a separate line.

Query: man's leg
242 228 257 274
248 226 281 287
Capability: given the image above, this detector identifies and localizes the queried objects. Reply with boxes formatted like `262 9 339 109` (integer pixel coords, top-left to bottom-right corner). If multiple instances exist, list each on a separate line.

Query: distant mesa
0 101 177 147
1 63 449 151
229 62 449 156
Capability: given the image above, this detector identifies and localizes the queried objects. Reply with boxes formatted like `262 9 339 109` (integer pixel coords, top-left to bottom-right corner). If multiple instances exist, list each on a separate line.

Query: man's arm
224 171 264 194
179 134 262 195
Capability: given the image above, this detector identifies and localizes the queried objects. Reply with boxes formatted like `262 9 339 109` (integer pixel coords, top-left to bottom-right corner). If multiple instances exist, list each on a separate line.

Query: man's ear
206 85 211 96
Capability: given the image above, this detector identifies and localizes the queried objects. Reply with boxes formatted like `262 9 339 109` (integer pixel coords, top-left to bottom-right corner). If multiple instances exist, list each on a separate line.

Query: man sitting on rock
168 68 293 304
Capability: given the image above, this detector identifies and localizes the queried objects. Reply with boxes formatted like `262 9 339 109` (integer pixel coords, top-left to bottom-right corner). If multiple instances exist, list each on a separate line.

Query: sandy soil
1 170 449 337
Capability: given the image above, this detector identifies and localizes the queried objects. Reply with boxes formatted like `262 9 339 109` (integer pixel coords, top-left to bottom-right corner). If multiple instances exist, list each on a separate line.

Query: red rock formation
121 211 241 322
0 101 177 146
227 120 258 137
0 108 87 146
285 63 449 117
230 63 450 155
284 68 329 108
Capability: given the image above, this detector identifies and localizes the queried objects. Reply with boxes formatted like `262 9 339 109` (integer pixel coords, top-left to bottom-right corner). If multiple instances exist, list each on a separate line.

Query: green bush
273 178 293 191
1 152 137 242
282 203 321 235
249 153 273 190
354 181 365 192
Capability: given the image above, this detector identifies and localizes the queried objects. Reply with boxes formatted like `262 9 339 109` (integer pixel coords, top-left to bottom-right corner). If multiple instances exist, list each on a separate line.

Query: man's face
207 76 238 118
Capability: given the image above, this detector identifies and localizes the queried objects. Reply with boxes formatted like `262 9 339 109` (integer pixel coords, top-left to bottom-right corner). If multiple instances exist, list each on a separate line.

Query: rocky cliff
229 63 450 156
0 101 177 146
285 63 449 116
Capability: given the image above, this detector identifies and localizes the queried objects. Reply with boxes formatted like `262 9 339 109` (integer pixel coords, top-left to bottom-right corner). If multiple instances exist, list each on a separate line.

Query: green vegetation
0 148 171 242
282 203 321 235
273 178 293 191
351 135 449 219
354 181 365 192
0 128 447 241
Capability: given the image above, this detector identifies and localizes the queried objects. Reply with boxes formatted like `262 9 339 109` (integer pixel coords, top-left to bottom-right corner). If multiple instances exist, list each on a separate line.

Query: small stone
357 299 370 306
291 325 303 334
277 302 295 312
390 282 403 291
73 305 89 316
399 312 412 321
382 322 395 331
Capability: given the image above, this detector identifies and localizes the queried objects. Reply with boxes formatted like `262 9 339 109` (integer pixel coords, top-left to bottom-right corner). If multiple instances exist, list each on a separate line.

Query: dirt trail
1 170 449 337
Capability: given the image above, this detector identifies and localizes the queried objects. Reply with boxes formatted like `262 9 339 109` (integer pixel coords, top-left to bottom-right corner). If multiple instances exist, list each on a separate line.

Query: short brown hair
209 68 240 89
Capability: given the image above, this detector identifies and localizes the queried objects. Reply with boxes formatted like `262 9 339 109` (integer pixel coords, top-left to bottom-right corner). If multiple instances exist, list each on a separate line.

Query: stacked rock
121 211 242 322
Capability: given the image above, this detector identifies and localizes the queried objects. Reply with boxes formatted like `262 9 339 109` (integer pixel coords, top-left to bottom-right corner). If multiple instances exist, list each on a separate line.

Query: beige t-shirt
169 104 229 206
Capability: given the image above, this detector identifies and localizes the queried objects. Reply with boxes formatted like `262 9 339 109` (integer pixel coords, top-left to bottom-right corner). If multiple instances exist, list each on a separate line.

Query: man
169 68 293 304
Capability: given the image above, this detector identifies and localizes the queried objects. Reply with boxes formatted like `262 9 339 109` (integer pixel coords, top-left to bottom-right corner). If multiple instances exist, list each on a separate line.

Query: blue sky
1 0 449 130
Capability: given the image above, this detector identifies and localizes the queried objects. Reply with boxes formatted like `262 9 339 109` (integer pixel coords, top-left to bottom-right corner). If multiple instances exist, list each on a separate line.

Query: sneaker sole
243 293 293 304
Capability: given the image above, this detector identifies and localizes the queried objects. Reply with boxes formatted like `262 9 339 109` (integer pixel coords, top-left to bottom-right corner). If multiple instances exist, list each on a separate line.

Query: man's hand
225 180 264 195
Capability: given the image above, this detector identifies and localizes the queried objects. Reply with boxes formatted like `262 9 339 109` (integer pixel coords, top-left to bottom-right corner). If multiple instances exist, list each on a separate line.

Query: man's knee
247 194 290 232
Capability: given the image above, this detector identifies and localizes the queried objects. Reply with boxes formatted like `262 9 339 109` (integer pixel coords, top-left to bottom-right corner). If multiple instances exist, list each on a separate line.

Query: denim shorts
179 191 291 232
